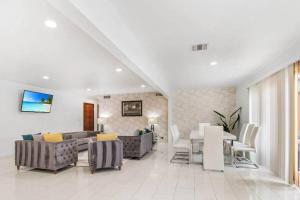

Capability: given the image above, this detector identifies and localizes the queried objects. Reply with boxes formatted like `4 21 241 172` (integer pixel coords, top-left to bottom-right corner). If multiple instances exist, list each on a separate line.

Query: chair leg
17 166 20 170
170 151 189 164
74 162 77 167
232 150 239 168
118 166 122 170
233 151 259 169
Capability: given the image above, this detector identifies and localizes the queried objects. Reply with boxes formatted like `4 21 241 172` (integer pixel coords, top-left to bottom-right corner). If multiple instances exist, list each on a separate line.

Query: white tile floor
0 144 299 200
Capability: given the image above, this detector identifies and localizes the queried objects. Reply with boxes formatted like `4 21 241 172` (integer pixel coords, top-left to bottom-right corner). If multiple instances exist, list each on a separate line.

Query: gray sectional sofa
63 131 101 151
118 132 153 159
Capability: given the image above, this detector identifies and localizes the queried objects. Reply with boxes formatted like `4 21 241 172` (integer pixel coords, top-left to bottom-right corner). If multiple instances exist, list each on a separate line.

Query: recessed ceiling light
43 76 49 80
141 84 146 88
115 68 123 72
86 88 91 92
210 61 218 66
44 19 57 28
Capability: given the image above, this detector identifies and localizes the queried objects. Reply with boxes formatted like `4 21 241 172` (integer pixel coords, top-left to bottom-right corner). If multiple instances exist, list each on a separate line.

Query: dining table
190 130 236 144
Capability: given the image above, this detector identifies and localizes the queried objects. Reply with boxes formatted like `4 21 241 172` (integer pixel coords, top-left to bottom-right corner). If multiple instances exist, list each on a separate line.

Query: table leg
191 140 194 153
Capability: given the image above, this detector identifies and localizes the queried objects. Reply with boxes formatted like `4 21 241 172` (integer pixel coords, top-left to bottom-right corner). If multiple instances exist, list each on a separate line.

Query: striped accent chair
15 139 78 173
88 139 123 174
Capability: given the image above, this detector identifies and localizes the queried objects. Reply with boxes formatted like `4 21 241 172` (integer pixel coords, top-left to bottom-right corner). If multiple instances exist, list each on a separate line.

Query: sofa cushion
97 133 118 141
33 134 43 141
87 131 101 137
77 138 90 145
44 133 63 142
72 132 88 139
22 133 41 141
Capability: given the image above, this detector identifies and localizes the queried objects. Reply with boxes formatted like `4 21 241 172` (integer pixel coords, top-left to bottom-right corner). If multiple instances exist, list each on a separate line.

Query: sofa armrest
140 132 153 156
15 140 51 169
118 136 141 157
53 139 78 169
15 139 78 171
88 139 123 172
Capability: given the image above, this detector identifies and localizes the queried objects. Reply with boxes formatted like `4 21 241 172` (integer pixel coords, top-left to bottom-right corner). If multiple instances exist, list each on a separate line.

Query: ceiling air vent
192 43 207 51
103 95 111 99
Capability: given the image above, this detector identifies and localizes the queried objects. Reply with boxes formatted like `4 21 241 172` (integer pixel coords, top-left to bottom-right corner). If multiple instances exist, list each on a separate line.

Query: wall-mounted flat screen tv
21 90 53 113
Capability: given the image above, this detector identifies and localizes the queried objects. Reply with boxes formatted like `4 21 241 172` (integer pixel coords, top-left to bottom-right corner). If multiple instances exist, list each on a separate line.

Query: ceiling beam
47 0 171 97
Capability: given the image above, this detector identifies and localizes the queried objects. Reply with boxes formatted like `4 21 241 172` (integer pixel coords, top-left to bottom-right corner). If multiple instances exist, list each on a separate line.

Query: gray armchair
15 139 78 173
88 139 123 174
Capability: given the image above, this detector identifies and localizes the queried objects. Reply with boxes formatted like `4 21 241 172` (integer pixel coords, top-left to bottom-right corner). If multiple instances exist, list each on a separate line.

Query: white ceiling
1 0 300 96
69 0 300 89
0 0 154 95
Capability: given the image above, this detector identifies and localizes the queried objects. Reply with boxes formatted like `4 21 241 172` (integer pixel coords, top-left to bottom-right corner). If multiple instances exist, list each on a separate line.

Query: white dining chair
232 126 260 168
233 123 255 146
199 123 211 137
203 126 224 171
170 125 191 164
231 123 255 160
238 123 249 143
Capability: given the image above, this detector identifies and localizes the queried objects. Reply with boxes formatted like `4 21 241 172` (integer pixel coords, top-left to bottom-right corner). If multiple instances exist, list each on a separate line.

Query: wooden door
83 103 94 131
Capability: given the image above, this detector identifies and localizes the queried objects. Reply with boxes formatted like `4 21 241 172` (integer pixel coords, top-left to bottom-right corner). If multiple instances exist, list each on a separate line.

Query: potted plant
213 107 241 134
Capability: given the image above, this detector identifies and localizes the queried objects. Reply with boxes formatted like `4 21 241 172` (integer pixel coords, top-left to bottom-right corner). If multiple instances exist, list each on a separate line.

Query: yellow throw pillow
43 133 63 142
96 133 118 141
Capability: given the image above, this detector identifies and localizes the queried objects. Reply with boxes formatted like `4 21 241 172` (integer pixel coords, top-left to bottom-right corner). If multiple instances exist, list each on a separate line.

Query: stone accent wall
98 92 168 142
173 88 236 138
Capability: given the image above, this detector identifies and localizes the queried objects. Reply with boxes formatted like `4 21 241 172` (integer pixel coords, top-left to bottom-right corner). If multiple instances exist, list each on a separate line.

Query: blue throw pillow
22 134 34 141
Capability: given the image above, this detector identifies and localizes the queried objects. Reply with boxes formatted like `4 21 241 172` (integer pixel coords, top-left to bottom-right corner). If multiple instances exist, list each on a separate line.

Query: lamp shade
97 117 107 124
148 117 158 125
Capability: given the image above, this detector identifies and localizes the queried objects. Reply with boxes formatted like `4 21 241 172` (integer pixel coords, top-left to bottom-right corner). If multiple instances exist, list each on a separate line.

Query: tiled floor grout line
224 169 244 200
194 165 196 200
207 172 220 200
172 164 182 200
150 166 169 200
236 169 263 200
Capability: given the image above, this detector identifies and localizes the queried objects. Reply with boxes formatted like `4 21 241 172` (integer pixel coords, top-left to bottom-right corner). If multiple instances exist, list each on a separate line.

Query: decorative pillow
43 133 63 142
96 133 118 141
22 134 33 141
33 134 43 142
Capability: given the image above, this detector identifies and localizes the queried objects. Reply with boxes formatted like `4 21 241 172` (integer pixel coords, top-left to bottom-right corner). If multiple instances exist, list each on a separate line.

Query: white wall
0 80 96 156
236 84 249 132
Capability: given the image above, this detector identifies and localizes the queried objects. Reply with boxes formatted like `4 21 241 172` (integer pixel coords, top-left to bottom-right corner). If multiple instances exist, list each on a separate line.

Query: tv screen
21 90 53 113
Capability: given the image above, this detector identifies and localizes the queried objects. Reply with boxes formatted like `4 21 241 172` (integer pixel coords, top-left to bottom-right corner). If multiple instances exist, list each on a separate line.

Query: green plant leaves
213 107 241 133
213 110 226 118
230 107 242 117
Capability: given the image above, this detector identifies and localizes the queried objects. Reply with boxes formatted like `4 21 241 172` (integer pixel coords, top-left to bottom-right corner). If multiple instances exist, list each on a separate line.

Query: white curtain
249 65 295 183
